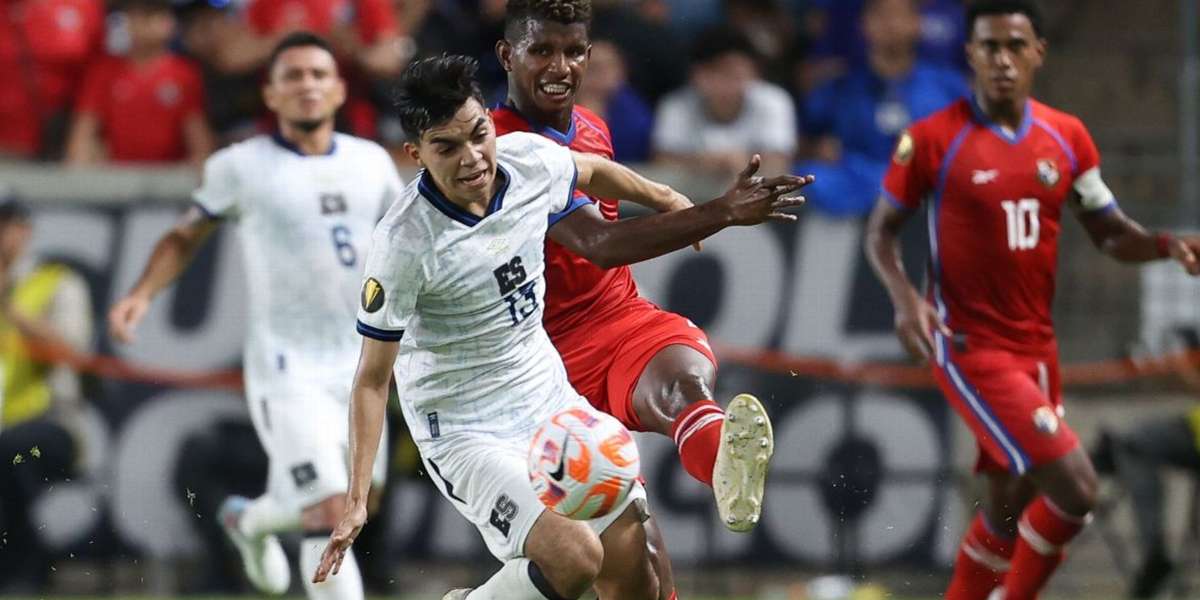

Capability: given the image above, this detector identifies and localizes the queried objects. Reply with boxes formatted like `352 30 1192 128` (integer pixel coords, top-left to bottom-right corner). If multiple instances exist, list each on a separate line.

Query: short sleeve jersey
882 98 1113 354
356 132 587 450
491 104 641 338
75 54 206 162
193 133 404 383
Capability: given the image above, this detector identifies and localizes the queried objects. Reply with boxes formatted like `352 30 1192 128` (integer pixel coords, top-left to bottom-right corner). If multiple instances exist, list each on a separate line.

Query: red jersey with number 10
882 97 1111 355
491 104 641 339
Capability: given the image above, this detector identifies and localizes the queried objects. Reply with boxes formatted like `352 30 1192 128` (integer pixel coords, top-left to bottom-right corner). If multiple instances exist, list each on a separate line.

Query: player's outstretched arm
313 336 399 584
570 151 685 210
1075 201 1200 274
107 206 219 344
549 155 811 268
864 197 951 362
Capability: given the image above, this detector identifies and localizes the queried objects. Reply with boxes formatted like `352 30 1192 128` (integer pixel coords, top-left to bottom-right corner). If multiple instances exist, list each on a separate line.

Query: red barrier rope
23 338 1200 392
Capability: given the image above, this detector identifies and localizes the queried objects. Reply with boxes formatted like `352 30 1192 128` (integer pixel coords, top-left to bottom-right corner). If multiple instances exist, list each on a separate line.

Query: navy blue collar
970 95 1032 144
271 132 337 156
418 165 511 227
495 102 577 145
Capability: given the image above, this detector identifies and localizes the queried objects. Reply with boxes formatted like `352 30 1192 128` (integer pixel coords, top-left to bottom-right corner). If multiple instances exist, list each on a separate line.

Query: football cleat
218 495 291 595
442 588 473 599
713 394 774 532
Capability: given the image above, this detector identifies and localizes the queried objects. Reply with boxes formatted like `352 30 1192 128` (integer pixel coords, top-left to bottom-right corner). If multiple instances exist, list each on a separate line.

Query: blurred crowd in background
0 0 976 217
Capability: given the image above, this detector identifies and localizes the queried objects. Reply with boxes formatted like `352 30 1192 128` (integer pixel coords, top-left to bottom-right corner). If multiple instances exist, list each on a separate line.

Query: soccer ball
527 407 640 520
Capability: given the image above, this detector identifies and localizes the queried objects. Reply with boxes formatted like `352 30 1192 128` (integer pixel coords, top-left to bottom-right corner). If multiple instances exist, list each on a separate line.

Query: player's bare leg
594 500 660 600
218 494 295 594
453 510 603 599
300 494 366 600
996 448 1099 600
632 344 775 532
642 514 677 600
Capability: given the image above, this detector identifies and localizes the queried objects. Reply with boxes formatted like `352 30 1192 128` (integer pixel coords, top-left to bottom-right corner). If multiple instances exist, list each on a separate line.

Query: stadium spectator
652 26 797 177
1098 407 1200 598
176 0 269 145
795 0 965 217
802 0 966 91
724 0 806 89
592 0 688 104
0 0 104 159
0 197 93 592
65 0 215 166
575 39 654 163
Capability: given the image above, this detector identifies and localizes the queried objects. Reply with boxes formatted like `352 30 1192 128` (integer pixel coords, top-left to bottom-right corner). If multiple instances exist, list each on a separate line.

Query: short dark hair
0 198 31 225
966 0 1044 38
504 0 592 41
266 31 335 74
393 54 485 141
690 26 759 68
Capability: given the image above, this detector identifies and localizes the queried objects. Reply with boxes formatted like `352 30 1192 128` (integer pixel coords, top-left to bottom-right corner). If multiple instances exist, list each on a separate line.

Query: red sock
670 400 724 487
945 513 1016 600
1003 497 1088 600
667 591 678 600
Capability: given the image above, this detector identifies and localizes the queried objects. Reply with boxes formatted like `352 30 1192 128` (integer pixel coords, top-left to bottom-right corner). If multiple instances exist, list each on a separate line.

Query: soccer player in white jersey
107 32 400 600
312 55 809 600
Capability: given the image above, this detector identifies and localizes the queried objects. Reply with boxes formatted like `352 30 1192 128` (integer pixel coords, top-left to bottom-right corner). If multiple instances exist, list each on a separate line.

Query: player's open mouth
538 82 572 100
459 170 489 187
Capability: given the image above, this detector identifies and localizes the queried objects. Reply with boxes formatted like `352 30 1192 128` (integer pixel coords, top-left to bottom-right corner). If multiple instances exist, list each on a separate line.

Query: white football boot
218 495 291 595
713 393 775 532
442 589 473 599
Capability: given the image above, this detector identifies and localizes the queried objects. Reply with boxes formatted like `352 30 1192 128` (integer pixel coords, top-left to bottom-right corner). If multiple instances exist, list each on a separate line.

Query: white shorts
419 418 646 561
244 375 388 513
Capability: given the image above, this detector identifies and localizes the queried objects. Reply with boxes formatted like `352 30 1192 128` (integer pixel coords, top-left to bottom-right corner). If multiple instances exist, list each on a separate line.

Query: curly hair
505 0 592 41
392 54 484 141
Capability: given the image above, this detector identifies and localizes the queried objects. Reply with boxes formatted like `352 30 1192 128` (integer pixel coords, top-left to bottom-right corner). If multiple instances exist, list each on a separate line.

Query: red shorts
930 334 1078 475
551 299 717 432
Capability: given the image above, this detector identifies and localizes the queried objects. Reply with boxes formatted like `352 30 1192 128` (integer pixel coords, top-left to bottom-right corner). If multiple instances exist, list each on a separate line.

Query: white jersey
356 132 590 451
194 133 405 386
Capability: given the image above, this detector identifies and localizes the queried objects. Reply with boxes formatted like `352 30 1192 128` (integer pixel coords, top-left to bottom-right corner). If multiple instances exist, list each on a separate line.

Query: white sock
467 558 556 600
300 535 364 600
239 495 302 537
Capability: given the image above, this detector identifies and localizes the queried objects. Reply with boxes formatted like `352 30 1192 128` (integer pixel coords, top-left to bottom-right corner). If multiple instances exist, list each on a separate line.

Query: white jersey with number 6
193 133 404 387
356 131 592 453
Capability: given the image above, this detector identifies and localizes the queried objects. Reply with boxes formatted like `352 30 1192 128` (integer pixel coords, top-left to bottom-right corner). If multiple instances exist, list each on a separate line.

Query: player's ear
1033 37 1047 66
333 75 348 108
262 81 278 112
496 38 513 71
404 142 421 166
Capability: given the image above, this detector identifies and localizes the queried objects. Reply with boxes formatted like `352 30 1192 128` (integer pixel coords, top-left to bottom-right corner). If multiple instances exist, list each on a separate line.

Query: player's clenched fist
893 291 952 363
312 504 366 584
712 154 814 226
108 294 151 344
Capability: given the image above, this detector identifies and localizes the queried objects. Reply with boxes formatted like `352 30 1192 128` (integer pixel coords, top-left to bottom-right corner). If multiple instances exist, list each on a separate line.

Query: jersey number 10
1001 199 1040 251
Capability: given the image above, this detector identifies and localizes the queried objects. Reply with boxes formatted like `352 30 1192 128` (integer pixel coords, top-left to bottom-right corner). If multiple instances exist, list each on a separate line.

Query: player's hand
715 155 813 226
1168 236 1200 276
312 504 367 584
894 292 952 362
108 294 152 344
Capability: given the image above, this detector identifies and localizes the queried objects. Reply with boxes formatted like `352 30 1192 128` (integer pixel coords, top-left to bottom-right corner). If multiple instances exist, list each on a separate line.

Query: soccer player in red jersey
866 2 1200 599
493 0 776 537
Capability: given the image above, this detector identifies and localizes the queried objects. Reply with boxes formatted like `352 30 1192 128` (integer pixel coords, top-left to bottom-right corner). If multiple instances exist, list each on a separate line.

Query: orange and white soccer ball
527 407 640 520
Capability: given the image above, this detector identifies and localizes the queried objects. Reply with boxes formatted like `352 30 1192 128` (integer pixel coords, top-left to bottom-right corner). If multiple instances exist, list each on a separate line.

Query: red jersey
245 0 396 42
0 0 104 156
76 54 206 163
883 98 1106 354
491 104 641 339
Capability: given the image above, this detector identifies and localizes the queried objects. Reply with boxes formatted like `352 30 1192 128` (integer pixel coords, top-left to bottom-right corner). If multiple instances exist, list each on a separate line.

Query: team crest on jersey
361 277 385 313
1036 159 1060 188
1032 406 1059 436
893 131 915 165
